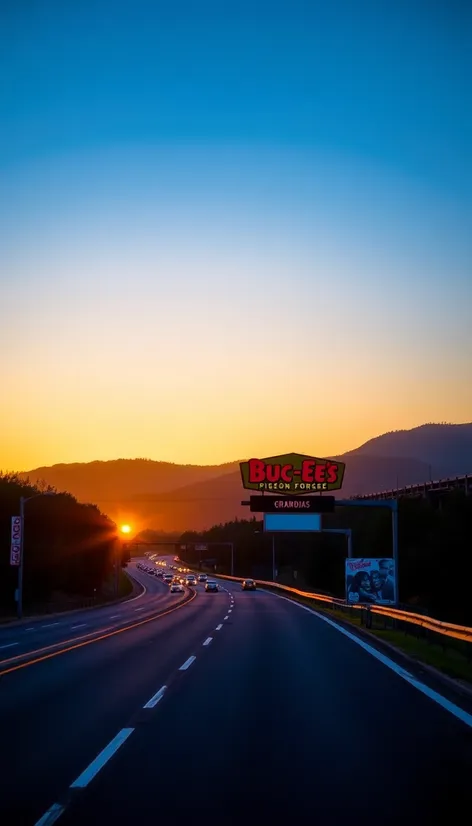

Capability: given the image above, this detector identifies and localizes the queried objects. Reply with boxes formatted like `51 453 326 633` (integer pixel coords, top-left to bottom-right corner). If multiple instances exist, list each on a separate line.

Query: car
170 583 184 593
197 574 208 582
242 579 256 591
185 575 197 586
205 580 219 592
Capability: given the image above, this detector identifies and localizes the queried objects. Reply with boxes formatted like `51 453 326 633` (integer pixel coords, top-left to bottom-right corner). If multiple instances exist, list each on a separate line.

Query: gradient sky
1 0 471 471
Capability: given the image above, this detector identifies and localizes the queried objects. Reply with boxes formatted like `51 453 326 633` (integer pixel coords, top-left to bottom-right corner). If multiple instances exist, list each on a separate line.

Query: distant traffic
136 556 257 593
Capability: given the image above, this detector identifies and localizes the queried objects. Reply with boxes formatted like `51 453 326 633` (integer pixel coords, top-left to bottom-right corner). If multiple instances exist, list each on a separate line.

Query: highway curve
0 561 168 663
1 560 471 825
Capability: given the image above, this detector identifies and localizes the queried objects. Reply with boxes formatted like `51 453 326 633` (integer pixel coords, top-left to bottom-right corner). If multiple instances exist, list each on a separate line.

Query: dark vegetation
180 490 472 626
0 473 130 617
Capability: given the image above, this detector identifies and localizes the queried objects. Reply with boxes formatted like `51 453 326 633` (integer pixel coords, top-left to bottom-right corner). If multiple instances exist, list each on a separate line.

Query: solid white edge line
203 637 213 646
272 592 472 730
215 624 223 630
34 802 66 826
143 685 167 709
122 567 147 603
179 655 196 671
70 728 135 788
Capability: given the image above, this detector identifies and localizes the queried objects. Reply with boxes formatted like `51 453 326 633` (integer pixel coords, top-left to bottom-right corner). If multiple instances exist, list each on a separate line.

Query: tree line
0 473 129 616
180 490 472 625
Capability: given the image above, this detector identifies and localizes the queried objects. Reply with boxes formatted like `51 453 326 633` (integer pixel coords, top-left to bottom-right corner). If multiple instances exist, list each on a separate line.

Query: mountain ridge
13 422 472 531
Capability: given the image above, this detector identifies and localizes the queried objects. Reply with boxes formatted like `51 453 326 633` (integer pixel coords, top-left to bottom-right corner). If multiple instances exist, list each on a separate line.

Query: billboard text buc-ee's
239 452 345 494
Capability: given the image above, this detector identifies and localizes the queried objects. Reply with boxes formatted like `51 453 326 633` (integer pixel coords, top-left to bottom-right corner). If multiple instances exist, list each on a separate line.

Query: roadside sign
249 495 335 513
263 513 322 532
10 516 22 566
240 453 345 495
195 544 208 551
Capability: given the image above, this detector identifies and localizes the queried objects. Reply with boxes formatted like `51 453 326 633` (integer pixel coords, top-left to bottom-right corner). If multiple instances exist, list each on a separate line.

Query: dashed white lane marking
203 637 212 646
179 655 196 671
70 623 87 630
34 801 66 826
109 614 121 619
134 606 146 612
228 609 232 614
215 624 223 631
272 593 472 731
0 642 18 650
143 685 167 709
224 615 229 620
25 627 35 632
70 728 135 788
41 622 60 628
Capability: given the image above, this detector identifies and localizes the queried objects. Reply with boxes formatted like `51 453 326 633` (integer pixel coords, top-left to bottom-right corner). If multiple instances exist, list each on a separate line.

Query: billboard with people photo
346 558 396 605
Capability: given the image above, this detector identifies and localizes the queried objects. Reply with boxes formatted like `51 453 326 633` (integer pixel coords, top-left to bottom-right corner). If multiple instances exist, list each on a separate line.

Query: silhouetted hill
114 455 436 532
345 423 472 477
19 458 241 503
16 422 472 531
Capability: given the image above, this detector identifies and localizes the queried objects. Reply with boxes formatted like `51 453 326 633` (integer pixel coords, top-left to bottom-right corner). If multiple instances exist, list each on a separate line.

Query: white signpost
10 516 22 567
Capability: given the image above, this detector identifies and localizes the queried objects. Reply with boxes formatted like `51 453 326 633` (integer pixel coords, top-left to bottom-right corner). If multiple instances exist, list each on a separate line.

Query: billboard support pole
392 500 399 605
272 534 276 581
230 543 234 577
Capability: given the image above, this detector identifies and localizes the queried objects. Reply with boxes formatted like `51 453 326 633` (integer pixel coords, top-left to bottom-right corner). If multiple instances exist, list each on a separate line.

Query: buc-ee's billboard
239 453 345 494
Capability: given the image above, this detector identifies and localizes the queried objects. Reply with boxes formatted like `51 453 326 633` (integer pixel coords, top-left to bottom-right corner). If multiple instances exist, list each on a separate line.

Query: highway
0 562 170 663
1 557 472 825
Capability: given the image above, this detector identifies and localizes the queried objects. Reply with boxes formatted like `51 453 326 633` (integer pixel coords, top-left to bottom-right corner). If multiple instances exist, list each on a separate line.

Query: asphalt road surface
1 557 471 826
0 561 166 662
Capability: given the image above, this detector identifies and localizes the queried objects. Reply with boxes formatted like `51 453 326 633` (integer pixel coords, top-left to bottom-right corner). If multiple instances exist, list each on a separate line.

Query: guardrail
184 566 472 648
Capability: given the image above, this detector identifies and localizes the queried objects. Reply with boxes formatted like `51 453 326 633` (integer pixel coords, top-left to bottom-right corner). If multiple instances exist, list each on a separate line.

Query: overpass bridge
352 472 471 501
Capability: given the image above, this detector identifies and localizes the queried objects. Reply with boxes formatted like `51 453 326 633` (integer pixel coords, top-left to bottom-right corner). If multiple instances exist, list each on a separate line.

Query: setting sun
120 524 131 534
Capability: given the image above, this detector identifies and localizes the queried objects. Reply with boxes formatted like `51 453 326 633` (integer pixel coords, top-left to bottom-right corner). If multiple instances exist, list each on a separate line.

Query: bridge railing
352 473 471 501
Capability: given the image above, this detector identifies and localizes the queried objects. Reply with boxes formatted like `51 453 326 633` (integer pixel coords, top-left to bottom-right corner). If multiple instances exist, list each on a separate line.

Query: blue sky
1 0 471 469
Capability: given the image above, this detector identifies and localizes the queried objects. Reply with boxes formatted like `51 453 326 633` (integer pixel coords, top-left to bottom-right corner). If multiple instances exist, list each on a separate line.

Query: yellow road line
0 592 197 678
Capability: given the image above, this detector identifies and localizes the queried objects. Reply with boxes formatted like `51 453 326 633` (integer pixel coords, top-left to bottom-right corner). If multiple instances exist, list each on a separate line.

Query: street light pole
17 496 25 620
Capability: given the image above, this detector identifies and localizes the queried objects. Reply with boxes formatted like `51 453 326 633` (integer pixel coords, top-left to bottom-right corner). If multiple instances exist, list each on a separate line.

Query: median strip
0 591 196 678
